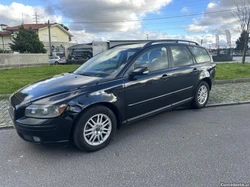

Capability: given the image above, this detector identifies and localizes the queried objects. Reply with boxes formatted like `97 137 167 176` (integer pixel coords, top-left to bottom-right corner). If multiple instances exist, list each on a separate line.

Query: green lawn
215 63 250 80
0 63 250 94
0 65 80 94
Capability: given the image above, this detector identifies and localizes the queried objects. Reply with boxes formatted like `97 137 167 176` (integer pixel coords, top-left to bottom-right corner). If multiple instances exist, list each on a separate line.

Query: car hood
13 73 101 103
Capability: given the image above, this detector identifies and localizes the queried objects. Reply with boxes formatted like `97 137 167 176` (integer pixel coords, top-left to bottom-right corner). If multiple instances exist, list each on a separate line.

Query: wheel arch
201 77 212 90
192 77 212 101
69 102 122 142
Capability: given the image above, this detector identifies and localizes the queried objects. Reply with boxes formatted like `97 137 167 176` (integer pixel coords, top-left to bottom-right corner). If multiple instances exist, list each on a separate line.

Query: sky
0 0 245 48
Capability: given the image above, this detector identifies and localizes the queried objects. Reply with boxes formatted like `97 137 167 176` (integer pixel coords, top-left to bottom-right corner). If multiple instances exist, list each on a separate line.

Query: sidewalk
1 81 250 129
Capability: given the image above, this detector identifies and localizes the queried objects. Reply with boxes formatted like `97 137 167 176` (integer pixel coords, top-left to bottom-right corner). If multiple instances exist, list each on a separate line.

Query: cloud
0 2 62 25
47 0 172 33
188 24 208 33
207 2 217 9
185 0 245 47
181 7 190 13
1 0 234 48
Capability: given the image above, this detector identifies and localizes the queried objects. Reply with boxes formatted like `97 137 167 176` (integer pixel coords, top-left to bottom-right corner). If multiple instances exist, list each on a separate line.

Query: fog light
33 136 41 142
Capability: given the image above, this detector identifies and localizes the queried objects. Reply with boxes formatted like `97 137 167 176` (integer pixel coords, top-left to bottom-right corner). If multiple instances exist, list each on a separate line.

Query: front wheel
73 106 117 152
192 81 210 109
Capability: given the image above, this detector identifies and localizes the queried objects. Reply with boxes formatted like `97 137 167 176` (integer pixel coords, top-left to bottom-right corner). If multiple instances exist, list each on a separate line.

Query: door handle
193 68 199 72
161 74 170 79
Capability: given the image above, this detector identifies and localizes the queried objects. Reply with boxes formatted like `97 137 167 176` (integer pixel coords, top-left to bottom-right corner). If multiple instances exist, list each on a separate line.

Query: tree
233 0 250 64
9 25 46 53
236 30 249 50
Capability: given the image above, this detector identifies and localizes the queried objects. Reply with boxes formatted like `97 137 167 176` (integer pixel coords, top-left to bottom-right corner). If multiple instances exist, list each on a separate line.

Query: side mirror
129 67 148 79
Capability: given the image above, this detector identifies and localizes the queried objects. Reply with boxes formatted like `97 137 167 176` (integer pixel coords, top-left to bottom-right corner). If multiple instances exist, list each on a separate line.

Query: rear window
188 46 211 63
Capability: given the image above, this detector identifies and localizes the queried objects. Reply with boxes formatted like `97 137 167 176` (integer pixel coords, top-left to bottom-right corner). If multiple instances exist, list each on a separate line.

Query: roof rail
109 43 142 49
144 39 200 48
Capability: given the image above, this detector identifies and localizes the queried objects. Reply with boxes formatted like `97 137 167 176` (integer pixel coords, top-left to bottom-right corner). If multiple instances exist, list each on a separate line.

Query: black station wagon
8 40 216 152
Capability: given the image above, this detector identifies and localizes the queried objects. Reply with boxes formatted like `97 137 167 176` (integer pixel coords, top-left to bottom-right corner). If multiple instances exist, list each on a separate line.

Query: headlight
25 104 67 118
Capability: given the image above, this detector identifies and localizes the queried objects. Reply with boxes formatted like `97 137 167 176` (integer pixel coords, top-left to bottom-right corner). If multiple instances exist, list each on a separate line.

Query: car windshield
74 47 140 77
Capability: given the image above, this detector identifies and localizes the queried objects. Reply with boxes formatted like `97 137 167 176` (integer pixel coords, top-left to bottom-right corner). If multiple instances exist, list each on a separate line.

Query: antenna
33 12 39 24
22 13 24 24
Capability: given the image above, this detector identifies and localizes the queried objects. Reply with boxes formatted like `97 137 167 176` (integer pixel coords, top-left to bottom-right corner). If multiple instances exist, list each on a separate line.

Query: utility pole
48 20 52 56
33 12 39 24
22 13 24 24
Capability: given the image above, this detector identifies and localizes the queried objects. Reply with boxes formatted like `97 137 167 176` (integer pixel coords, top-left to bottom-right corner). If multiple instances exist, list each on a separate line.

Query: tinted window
133 47 169 72
170 46 193 67
188 46 211 63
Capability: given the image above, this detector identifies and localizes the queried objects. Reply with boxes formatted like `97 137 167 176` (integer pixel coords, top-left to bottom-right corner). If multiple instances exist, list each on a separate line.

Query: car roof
112 39 201 50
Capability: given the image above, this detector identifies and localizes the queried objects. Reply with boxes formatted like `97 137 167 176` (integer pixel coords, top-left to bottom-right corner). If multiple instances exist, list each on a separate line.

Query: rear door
168 45 199 104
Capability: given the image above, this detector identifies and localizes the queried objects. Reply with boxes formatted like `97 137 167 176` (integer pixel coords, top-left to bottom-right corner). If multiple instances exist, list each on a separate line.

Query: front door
124 46 174 121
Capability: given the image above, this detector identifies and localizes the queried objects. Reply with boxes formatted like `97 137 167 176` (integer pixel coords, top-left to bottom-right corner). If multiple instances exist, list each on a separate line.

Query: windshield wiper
75 72 92 76
75 71 109 77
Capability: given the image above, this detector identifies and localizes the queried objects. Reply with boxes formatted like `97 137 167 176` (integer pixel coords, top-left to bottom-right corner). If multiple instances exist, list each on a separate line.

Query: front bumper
11 116 74 144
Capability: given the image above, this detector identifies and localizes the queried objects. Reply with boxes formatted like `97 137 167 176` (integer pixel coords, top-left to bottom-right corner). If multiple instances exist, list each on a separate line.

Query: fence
0 54 48 69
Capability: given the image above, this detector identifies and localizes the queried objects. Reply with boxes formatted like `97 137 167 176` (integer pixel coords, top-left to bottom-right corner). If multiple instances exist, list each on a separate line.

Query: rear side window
188 46 211 63
170 46 193 67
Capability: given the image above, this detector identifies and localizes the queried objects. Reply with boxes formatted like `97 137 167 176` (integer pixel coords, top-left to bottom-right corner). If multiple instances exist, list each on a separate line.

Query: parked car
69 50 92 60
8 40 216 152
48 56 67 65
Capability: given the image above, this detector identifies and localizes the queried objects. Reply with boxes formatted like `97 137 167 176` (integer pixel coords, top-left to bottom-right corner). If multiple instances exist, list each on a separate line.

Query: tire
55 61 58 65
192 81 210 109
73 105 117 152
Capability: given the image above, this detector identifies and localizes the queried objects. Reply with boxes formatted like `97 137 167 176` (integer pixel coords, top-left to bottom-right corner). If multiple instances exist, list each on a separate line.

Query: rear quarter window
188 46 211 63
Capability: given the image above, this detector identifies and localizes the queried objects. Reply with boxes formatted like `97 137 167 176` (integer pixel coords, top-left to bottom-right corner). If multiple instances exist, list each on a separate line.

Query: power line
63 8 237 24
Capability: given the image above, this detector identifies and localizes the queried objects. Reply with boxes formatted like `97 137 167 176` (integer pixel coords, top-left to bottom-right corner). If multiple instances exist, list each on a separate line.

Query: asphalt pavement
0 104 250 187
233 56 250 62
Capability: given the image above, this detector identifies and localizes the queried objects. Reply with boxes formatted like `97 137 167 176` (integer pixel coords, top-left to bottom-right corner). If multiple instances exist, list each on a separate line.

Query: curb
0 94 10 99
206 100 250 107
0 126 14 130
214 78 250 84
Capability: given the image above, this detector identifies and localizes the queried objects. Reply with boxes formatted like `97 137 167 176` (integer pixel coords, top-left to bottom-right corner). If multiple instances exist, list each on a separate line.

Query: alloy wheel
83 114 112 146
197 85 208 105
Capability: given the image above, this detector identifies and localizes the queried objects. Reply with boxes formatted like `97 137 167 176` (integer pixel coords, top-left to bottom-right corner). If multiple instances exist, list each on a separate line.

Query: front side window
133 47 169 72
170 46 193 67
188 46 211 63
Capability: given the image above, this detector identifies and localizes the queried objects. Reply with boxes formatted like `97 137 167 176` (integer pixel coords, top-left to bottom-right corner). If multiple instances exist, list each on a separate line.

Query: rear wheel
55 61 59 65
73 106 117 152
192 81 210 109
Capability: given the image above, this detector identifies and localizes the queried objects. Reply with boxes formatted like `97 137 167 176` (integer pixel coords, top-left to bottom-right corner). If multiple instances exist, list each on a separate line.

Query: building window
52 36 58 42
